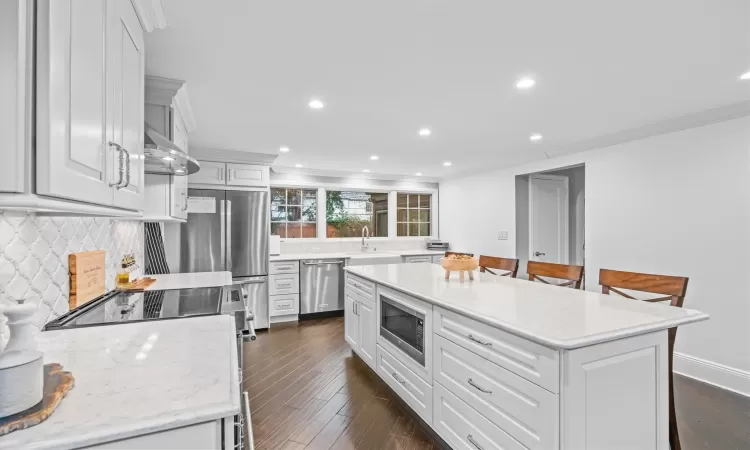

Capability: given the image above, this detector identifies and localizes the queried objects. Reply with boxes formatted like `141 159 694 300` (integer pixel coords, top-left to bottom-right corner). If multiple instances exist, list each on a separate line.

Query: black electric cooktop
45 286 226 330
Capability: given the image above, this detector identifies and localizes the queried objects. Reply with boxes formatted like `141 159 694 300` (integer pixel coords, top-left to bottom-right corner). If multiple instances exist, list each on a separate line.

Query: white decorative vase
0 301 43 418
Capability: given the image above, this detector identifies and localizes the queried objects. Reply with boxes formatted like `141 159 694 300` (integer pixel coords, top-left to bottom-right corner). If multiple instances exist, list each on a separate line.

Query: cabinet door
171 175 188 220
226 163 268 187
36 0 114 206
189 161 226 185
344 291 359 350
357 298 377 370
109 0 144 210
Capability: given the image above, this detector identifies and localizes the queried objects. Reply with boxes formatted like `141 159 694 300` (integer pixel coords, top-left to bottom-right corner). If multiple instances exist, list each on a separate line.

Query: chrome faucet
361 226 370 252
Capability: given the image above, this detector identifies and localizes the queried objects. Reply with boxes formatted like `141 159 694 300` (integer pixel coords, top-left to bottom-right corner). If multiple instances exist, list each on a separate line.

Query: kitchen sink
345 252 403 266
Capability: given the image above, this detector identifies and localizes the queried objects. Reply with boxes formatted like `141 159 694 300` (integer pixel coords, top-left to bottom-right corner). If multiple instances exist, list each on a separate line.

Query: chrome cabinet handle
534 251 546 257
227 169 232 182
108 142 125 187
467 434 484 450
468 334 492 346
354 300 359 316
467 378 492 394
303 261 344 266
122 148 131 188
227 200 232 271
181 193 188 211
219 168 224 181
392 372 406 385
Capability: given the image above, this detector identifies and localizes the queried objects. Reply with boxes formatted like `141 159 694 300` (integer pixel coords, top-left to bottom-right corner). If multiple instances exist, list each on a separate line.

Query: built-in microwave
379 294 426 366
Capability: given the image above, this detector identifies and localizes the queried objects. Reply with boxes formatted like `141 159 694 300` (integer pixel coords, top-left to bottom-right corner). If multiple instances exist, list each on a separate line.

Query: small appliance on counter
425 239 449 251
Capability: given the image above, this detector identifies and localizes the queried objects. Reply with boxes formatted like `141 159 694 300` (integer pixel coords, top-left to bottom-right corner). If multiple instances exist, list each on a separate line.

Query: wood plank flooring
243 317 750 450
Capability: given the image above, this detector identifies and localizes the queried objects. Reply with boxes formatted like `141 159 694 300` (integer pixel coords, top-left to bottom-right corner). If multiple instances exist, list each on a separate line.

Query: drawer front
434 335 559 450
376 345 432 425
433 382 527 450
269 273 299 295
346 273 374 299
270 260 300 275
404 255 431 263
434 306 559 393
270 294 299 316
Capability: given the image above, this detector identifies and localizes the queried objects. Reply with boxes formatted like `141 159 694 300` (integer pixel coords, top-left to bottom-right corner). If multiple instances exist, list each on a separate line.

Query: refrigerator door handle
220 200 226 270
227 200 232 272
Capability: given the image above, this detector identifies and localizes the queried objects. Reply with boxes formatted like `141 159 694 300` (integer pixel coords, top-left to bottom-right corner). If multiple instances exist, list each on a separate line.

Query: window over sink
397 193 431 236
326 191 388 238
271 188 317 238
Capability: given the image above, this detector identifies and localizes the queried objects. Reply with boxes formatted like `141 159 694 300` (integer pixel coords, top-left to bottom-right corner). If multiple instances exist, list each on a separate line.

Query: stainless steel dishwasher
300 259 345 316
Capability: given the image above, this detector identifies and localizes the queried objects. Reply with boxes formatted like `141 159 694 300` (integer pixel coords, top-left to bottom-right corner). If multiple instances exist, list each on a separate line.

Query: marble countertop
345 264 709 349
0 316 240 450
145 271 233 290
270 249 445 262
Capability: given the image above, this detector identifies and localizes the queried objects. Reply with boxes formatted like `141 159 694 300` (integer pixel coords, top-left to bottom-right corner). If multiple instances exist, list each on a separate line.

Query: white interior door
529 174 569 264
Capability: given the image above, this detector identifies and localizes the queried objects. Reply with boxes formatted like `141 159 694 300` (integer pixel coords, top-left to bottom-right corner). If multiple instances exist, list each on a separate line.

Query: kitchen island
343 263 708 450
0 315 240 450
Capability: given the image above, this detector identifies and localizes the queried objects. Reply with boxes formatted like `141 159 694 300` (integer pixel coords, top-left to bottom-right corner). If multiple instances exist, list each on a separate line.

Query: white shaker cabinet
226 163 269 187
189 161 227 185
36 0 145 211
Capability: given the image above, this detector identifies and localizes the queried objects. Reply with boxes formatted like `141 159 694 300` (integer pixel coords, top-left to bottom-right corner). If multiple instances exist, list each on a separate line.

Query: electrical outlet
497 231 508 240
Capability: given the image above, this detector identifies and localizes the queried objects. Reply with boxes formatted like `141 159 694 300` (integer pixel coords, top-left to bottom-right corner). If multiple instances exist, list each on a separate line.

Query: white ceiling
145 0 750 180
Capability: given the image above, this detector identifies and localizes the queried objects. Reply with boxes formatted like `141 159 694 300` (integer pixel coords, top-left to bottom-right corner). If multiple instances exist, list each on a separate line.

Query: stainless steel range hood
143 123 200 175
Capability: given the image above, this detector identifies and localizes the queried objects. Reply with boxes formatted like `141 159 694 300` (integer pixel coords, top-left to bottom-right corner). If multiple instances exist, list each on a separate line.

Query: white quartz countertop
145 271 233 290
0 315 240 450
270 249 445 262
345 264 709 349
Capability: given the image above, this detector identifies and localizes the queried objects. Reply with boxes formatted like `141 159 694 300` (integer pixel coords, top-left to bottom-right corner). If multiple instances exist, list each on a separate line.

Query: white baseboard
673 352 750 398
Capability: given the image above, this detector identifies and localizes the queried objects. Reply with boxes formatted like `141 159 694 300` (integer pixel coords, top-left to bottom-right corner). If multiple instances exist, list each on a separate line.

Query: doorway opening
515 164 585 280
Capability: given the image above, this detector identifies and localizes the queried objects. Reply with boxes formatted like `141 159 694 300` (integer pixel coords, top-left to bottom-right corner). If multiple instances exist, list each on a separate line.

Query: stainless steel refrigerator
180 189 270 329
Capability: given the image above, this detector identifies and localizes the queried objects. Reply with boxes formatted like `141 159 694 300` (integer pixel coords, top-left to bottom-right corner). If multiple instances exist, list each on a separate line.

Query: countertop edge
344 267 710 350
270 250 444 262
22 403 240 450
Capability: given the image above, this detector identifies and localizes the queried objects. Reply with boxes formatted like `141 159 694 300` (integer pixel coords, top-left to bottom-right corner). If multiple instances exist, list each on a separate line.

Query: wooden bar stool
599 269 689 450
445 251 474 258
478 255 519 278
527 261 584 289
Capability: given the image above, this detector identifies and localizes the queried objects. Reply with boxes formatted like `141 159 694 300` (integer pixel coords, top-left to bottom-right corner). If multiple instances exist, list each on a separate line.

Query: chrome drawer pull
467 378 492 394
467 434 484 450
392 372 406 385
468 334 492 346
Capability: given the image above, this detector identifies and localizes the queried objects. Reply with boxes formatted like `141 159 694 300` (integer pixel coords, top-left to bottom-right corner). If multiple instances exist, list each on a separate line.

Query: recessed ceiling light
443 161 452 167
162 156 174 161
308 98 325 109
530 133 543 141
415 172 422 176
418 128 432 137
740 71 750 80
370 155 379 161
363 169 370 173
295 164 303 168
516 77 536 89
279 146 290 153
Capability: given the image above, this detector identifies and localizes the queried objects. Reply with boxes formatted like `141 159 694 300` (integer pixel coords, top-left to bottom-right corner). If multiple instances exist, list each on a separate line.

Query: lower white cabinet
85 418 232 449
433 382 525 450
269 273 299 296
344 288 377 371
377 345 433 425
270 293 299 317
269 264 300 319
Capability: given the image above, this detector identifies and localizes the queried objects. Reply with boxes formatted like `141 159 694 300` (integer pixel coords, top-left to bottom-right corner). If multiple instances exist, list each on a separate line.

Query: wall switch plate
497 231 508 240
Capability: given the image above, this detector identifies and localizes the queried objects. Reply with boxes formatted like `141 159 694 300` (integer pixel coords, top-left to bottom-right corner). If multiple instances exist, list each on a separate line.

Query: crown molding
271 166 440 184
144 75 196 132
190 147 278 166
131 0 168 32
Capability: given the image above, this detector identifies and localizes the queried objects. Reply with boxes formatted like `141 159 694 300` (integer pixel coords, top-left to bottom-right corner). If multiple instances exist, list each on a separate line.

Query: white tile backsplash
0 212 143 344
278 238 429 254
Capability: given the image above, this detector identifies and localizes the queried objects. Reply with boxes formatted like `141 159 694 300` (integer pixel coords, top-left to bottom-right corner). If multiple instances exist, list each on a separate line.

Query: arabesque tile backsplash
0 212 143 344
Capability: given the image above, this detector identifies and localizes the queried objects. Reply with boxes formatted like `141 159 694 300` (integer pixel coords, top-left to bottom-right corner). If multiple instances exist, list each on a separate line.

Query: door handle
467 434 484 450
534 251 546 257
220 200 226 270
227 200 232 272
219 168 224 181
303 261 344 266
227 169 232 182
122 148 131 188
467 378 493 394
108 142 125 187
468 334 492 346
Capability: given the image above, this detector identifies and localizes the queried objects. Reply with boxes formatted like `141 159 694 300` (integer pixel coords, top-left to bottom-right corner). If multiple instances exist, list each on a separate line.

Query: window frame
395 192 433 237
268 182 438 241
270 187 319 239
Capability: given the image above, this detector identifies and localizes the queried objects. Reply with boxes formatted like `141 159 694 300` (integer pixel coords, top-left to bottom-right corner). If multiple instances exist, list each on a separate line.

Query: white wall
440 116 750 396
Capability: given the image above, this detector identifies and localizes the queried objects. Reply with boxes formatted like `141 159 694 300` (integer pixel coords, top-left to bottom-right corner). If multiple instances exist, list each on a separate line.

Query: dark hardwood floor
243 317 750 450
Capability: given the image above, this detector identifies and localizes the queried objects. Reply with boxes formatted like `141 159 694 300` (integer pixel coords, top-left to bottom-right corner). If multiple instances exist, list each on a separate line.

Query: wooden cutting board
69 250 106 309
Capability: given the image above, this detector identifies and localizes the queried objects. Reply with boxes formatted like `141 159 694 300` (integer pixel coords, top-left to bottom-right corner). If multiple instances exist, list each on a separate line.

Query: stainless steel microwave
379 294 425 366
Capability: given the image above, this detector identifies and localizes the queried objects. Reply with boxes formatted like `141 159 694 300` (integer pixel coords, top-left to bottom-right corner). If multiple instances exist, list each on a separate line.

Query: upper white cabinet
142 76 196 222
190 161 269 188
189 161 226 185
36 0 116 207
0 0 165 216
